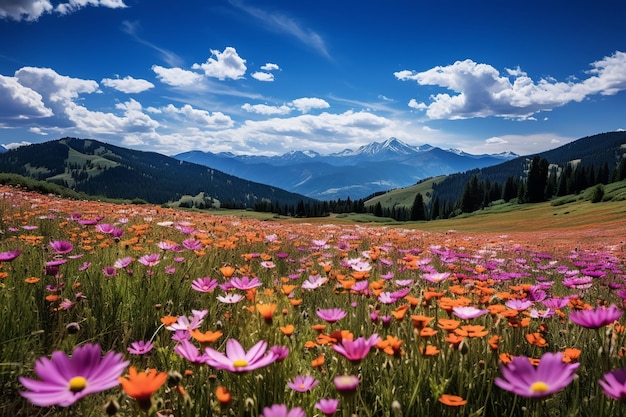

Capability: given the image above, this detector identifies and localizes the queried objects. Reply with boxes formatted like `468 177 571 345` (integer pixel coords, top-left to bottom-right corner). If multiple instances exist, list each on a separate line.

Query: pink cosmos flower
422 272 451 284
102 267 117 277
452 306 489 320
315 398 339 416
494 352 579 398
127 340 154 355
114 256 133 269
191 277 218 293
166 310 208 331
0 249 21 261
204 339 280 373
49 240 73 254
260 404 306 417
287 375 319 392
19 343 128 407
229 276 263 290
216 293 245 304
599 368 626 400
174 339 207 364
182 239 203 251
569 304 623 329
301 275 328 290
95 223 115 234
316 308 347 323
334 374 359 394
138 253 161 267
332 334 381 363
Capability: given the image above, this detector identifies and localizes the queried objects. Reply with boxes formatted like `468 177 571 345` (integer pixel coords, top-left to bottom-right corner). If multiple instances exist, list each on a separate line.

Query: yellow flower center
232 359 249 368
68 376 88 392
530 381 549 393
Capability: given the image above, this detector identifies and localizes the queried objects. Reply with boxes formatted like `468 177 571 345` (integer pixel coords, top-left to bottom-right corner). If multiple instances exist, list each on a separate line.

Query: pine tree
410 193 426 221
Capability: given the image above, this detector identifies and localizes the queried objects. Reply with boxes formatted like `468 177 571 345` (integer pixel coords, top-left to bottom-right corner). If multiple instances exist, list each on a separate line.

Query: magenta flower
334 374 359 395
494 352 579 398
332 334 381 363
182 238 203 251
316 308 347 323
0 249 21 261
315 398 339 416
204 339 279 373
270 345 290 361
452 306 489 320
191 277 218 293
301 275 328 290
422 272 450 284
19 343 128 407
138 253 160 267
174 339 207 364
166 309 208 331
114 256 132 269
229 276 263 290
260 404 306 417
569 304 623 329
599 368 626 400
102 266 117 277
127 340 154 355
287 375 319 392
95 223 115 234
49 240 74 254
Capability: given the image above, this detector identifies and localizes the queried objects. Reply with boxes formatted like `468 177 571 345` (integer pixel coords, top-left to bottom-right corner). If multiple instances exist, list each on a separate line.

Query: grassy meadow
1 185 626 417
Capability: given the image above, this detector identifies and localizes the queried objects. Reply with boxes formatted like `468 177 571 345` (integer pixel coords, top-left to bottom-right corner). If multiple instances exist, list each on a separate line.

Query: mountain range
174 138 518 199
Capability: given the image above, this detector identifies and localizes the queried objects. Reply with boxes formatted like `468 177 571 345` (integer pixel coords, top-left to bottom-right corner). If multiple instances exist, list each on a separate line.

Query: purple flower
334 374 359 395
182 239 203 251
127 340 154 355
301 275 328 290
422 272 450 284
204 339 279 373
452 306 489 320
49 240 73 254
0 249 21 261
332 334 381 363
270 345 290 361
166 310 208 332
191 277 218 293
78 262 92 271
569 304 623 329
102 266 117 277
138 253 160 267
316 308 347 323
599 368 626 400
95 224 115 234
287 375 319 392
315 398 339 416
505 299 533 311
494 352 579 398
260 404 306 417
229 276 262 290
19 343 128 407
174 339 207 364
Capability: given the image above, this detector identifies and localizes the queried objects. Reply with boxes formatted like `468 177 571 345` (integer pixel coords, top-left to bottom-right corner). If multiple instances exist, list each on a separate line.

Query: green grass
364 176 445 208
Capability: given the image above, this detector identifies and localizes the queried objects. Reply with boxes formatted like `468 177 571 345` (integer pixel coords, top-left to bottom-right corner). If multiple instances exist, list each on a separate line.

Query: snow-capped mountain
175 138 517 200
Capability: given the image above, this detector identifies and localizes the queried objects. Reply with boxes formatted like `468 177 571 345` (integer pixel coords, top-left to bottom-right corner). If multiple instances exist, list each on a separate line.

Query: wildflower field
2 185 626 417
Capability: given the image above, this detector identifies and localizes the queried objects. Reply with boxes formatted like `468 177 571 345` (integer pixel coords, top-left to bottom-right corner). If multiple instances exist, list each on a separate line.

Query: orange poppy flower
118 366 167 411
160 315 178 326
455 325 489 338
256 303 277 323
444 333 464 348
376 335 405 356
439 394 467 406
525 332 548 347
411 315 435 329
418 327 438 338
420 344 441 356
562 347 581 363
45 294 59 302
289 299 303 306
391 304 409 320
24 277 40 284
282 284 296 295
216 386 231 405
311 354 325 368
219 266 236 278
304 340 317 349
437 318 460 332
280 324 295 336
311 324 327 332
404 295 420 307
499 353 513 364
191 329 223 344
488 335 502 351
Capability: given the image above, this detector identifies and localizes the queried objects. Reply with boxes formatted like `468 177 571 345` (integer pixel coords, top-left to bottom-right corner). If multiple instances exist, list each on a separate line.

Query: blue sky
1 0 625 157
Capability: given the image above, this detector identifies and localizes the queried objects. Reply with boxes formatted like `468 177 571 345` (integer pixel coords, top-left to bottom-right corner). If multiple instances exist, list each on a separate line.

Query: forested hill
430 131 626 210
0 137 316 208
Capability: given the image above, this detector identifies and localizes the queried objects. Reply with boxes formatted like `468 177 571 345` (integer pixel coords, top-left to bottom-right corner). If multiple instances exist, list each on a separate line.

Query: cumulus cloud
395 51 626 120
291 97 330 113
0 74 53 122
3 141 32 150
152 65 203 87
242 103 292 115
192 47 247 80
155 104 234 129
101 76 154 94
0 0 125 21
261 63 280 71
251 72 274 82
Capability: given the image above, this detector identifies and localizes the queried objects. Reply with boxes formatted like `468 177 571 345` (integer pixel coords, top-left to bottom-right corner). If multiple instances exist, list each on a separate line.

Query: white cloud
290 97 330 113
56 0 126 16
29 127 47 135
251 72 274 82
3 141 32 150
458 133 576 156
242 103 292 115
0 74 53 121
395 51 626 120
101 76 154 94
0 0 125 21
408 99 427 110
261 63 280 71
157 104 234 129
152 65 203 87
485 136 508 144
192 47 247 80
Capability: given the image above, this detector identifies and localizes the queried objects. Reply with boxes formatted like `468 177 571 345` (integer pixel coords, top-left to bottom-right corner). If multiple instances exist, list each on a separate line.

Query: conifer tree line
254 154 626 221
